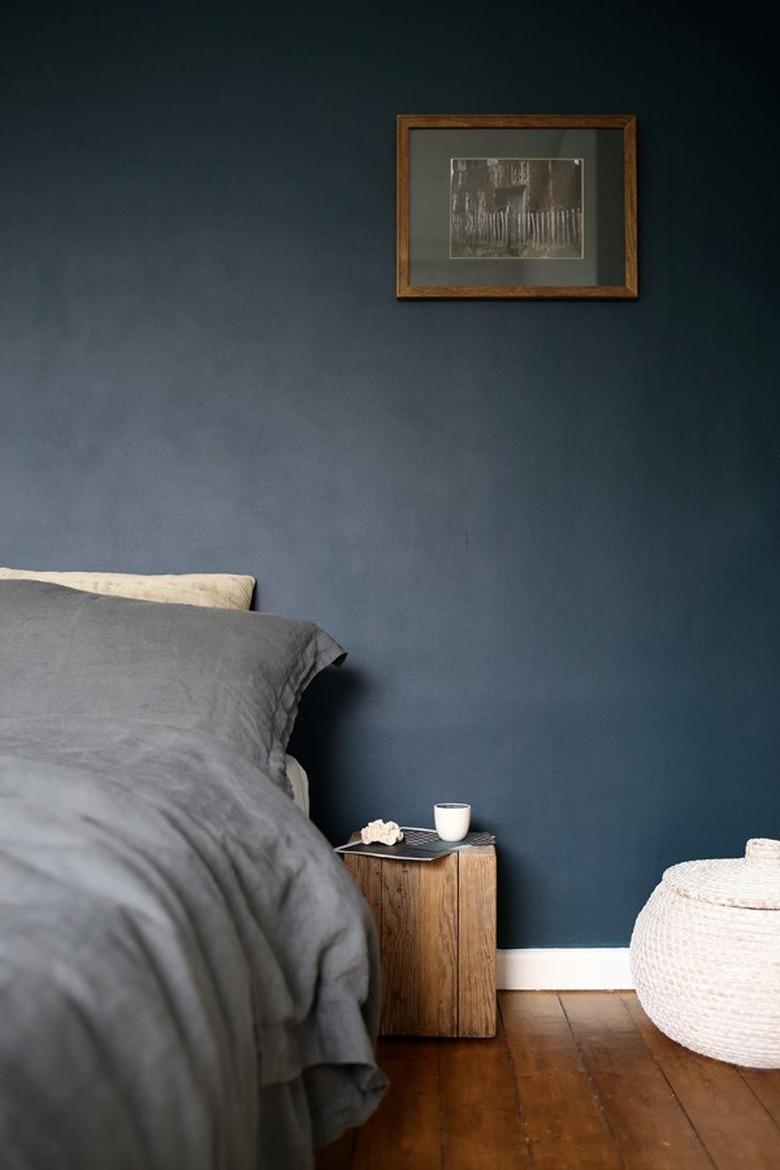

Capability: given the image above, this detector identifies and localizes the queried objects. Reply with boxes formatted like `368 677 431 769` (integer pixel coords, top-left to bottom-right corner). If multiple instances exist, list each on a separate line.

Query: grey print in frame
397 114 637 299
449 158 584 260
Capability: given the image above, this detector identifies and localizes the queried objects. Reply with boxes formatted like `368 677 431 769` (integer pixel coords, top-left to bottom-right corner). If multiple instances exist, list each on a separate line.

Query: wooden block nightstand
343 841 496 1038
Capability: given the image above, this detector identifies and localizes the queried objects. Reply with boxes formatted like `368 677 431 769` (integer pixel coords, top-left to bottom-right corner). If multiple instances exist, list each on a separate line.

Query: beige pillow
0 568 255 610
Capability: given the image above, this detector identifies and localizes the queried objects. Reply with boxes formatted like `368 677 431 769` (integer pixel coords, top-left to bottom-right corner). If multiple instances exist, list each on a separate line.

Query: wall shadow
287 663 368 842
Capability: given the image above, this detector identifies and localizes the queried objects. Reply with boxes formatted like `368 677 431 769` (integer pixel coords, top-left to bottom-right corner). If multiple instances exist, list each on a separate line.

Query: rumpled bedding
0 715 386 1170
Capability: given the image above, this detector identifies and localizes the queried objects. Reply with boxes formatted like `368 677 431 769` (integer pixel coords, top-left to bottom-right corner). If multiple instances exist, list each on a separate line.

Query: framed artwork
397 114 637 300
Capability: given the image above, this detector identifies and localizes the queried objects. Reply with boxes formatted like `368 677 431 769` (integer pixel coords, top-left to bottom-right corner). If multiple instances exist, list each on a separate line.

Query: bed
0 579 386 1170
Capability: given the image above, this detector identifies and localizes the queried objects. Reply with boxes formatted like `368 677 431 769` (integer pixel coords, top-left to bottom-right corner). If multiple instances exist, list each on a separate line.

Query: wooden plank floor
316 991 780 1170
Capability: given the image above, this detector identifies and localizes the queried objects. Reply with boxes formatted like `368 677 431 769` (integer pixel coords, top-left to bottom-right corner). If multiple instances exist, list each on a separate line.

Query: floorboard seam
557 993 630 1170
615 994 719 1170
735 1069 780 1138
496 993 538 1169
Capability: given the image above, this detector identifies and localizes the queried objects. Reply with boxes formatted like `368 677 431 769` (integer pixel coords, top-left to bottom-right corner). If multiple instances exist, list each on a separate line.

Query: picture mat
408 127 625 288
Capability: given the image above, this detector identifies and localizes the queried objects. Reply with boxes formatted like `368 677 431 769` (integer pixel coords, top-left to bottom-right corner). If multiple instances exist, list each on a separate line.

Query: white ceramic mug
434 802 471 842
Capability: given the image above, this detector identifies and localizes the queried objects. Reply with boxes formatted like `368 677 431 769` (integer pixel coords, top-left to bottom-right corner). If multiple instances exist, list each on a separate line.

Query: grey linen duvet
0 582 386 1170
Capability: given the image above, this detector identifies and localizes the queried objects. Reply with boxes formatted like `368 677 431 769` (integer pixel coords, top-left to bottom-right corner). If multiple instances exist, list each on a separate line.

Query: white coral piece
360 819 404 846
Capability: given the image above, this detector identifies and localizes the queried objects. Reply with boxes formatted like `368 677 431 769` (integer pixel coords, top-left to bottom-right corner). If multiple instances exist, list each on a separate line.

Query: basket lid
663 838 780 910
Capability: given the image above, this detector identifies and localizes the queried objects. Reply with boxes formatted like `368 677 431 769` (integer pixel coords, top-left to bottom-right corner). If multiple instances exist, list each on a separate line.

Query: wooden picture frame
397 114 637 300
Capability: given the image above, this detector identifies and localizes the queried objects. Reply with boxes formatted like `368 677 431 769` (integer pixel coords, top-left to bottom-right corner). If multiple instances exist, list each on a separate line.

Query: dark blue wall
1 2 777 946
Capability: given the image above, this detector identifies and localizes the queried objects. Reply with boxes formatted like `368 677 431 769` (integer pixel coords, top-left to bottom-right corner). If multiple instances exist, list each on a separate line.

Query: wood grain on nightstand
343 841 496 1037
458 847 497 1037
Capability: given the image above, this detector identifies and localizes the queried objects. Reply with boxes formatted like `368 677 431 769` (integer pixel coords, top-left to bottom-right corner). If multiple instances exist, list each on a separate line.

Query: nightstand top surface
346 830 494 855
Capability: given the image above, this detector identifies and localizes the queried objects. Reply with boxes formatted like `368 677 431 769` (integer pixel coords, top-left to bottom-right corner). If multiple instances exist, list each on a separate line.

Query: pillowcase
0 568 255 610
0 580 344 792
285 754 310 816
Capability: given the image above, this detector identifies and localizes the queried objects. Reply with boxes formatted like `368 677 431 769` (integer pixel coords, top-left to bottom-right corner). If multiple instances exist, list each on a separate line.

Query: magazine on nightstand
335 826 495 862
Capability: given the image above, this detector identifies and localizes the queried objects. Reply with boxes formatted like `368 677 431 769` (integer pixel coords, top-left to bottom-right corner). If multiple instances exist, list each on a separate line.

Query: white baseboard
497 948 633 990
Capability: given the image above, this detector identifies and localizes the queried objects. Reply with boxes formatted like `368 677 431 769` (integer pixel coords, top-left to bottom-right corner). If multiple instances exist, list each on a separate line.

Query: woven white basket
630 838 780 1068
